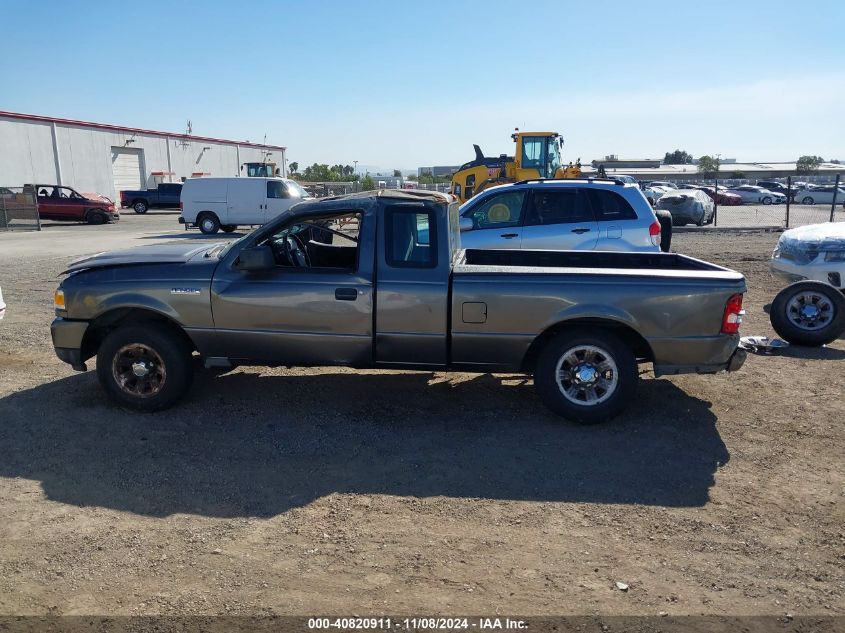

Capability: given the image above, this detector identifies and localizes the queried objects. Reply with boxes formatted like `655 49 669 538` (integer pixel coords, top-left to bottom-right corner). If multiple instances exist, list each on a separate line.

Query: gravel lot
0 212 843 617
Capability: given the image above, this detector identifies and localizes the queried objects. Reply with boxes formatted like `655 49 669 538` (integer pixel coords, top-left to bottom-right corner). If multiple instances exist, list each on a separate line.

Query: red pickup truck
30 185 119 224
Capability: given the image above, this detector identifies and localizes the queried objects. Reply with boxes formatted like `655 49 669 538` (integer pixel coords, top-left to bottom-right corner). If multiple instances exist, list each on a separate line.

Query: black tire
96 324 194 411
802 196 815 205
132 200 149 214
87 210 107 225
221 225 237 233
534 327 638 424
655 210 673 252
198 213 220 234
770 281 845 347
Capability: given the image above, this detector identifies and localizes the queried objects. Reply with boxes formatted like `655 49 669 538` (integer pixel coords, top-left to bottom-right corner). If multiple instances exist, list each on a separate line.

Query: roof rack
513 177 627 186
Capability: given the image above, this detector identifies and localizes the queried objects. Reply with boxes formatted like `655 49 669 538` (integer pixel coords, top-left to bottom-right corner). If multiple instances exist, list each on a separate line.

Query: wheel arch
80 306 196 362
522 317 654 373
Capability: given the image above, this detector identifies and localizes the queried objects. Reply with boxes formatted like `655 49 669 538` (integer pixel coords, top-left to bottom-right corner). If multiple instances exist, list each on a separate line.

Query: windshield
285 180 311 198
546 138 561 177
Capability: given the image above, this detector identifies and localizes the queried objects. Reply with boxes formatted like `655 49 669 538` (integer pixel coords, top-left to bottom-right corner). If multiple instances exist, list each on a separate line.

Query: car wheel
762 196 772 205
198 213 220 234
534 327 637 424
770 281 845 347
96 324 194 411
221 225 237 233
802 196 815 205
133 201 148 214
87 210 107 225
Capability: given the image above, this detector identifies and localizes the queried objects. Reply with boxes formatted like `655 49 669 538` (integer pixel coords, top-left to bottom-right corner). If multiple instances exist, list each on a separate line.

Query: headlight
54 289 65 310
824 251 845 262
772 247 781 258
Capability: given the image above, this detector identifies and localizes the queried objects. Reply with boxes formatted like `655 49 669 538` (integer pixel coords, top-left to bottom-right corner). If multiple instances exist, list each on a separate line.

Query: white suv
458 179 662 252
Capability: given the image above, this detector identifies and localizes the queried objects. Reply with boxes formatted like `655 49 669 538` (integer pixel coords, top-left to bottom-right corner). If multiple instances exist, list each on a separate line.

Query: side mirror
234 244 274 272
459 216 474 232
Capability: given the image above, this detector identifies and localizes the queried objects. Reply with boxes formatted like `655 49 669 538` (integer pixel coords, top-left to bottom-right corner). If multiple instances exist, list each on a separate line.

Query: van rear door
227 178 264 225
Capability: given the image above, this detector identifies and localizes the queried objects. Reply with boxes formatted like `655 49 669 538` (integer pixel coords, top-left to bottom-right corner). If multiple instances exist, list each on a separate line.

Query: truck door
375 202 449 367
519 187 599 250
264 179 297 223
209 208 374 366
226 178 264 225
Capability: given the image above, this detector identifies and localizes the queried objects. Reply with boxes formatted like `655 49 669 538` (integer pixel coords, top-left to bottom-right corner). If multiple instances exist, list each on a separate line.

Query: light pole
353 160 358 176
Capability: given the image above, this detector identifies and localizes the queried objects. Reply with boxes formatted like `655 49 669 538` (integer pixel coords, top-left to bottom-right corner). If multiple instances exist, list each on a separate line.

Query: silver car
458 181 661 252
796 185 845 206
726 185 785 205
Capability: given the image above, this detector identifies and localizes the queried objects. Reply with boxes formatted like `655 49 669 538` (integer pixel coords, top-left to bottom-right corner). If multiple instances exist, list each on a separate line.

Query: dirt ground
0 216 842 618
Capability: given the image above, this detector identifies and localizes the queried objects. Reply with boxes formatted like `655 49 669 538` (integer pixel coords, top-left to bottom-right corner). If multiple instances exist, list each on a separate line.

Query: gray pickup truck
51 190 747 423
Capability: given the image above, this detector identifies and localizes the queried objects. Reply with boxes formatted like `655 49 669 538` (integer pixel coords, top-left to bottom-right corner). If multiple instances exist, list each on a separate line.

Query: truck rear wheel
534 328 637 424
96 324 194 411
198 213 220 234
770 281 845 346
132 200 148 214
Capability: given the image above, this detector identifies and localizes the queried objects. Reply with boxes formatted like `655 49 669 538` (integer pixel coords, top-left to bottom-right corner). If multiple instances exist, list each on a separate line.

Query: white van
179 177 312 234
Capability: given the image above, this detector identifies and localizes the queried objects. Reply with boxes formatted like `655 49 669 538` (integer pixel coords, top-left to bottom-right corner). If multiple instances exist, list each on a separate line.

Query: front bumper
51 317 89 371
770 257 844 288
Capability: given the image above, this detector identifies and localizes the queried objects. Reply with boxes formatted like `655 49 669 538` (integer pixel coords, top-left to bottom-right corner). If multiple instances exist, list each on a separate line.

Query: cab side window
267 181 288 199
386 207 437 268
587 189 638 221
463 191 526 229
525 189 593 225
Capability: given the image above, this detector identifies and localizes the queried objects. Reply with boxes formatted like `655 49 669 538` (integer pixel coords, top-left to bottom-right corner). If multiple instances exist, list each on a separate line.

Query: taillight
648 220 661 247
721 293 744 334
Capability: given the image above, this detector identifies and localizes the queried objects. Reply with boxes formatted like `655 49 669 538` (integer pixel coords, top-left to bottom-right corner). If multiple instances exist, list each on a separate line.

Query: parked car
726 185 785 205
769 221 845 345
656 189 715 226
458 180 662 253
756 180 802 201
51 190 747 423
795 185 845 206
28 184 119 224
609 174 639 188
642 184 672 206
645 181 678 190
698 186 743 206
119 183 183 214
179 177 313 234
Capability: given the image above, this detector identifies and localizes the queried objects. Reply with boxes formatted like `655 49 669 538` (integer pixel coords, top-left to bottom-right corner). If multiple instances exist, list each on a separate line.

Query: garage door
111 148 143 197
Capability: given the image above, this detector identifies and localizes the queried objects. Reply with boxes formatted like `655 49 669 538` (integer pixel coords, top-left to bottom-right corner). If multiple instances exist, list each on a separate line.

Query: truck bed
450 248 746 374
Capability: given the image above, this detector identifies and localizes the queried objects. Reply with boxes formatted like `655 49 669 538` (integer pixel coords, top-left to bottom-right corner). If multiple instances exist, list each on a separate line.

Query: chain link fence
0 186 41 231
655 174 844 229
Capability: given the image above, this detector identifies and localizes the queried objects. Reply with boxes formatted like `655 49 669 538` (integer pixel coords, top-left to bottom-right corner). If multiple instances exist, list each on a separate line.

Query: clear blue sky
2 0 843 170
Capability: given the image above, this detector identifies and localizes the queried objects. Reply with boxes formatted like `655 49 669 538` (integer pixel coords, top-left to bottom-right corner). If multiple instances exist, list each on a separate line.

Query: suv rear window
587 189 638 221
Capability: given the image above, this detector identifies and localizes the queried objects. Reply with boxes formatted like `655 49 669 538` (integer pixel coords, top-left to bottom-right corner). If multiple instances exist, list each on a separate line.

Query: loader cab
513 133 562 180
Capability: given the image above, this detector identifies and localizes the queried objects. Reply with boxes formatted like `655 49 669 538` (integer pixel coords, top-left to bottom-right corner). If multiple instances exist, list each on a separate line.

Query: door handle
570 227 591 234
500 233 519 239
335 288 358 301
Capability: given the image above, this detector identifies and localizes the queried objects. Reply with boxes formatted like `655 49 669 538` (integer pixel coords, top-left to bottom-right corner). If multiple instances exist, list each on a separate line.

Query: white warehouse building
0 110 286 202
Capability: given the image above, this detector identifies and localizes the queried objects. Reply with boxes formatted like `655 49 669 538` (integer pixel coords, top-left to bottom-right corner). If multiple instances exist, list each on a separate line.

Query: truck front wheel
96 324 194 411
534 328 637 424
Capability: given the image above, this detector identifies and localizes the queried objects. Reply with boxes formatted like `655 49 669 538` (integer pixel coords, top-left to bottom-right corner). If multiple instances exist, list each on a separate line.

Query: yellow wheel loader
450 130 582 204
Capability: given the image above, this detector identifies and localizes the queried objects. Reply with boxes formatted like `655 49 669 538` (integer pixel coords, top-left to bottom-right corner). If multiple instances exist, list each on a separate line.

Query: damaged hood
780 221 845 246
64 242 223 273
777 222 845 264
